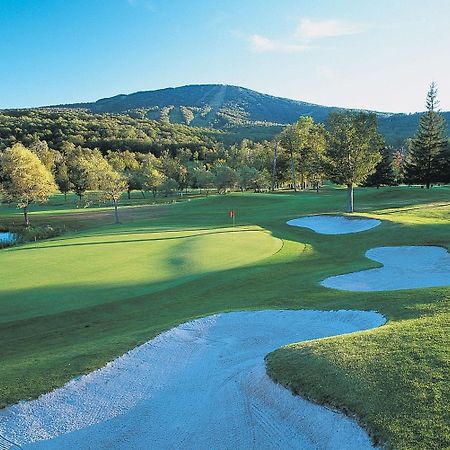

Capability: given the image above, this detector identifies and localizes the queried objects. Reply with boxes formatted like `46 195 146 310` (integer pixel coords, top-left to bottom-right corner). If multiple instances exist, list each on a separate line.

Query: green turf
0 227 280 322
0 185 449 450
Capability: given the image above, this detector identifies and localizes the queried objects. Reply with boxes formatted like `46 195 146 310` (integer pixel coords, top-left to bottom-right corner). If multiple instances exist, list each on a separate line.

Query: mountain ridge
45 84 450 146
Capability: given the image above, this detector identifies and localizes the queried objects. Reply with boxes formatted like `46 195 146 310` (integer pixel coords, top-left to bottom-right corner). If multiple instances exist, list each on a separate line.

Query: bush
0 225 62 247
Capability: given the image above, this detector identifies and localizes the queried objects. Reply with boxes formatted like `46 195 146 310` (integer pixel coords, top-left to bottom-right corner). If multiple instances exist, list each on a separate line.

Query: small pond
0 232 17 245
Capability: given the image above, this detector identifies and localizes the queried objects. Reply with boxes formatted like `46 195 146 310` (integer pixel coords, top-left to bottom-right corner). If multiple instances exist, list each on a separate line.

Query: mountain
56 84 450 146
59 84 344 126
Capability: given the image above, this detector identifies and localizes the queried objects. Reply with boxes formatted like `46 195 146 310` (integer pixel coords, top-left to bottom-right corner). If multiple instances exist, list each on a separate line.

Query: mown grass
0 185 449 449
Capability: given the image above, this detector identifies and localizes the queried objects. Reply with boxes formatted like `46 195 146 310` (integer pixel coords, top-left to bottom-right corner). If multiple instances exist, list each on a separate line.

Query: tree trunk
347 184 354 213
64 192 67 201
271 141 278 191
141 191 145 198
78 193 82 207
113 200 120 224
23 206 29 226
290 149 297 192
127 189 131 200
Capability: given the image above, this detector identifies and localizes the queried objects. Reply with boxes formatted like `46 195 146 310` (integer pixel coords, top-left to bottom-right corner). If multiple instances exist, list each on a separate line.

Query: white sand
0 310 385 450
287 216 381 235
322 246 450 291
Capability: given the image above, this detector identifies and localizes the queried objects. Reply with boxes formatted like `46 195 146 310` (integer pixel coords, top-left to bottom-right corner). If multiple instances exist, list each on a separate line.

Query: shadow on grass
8 228 264 252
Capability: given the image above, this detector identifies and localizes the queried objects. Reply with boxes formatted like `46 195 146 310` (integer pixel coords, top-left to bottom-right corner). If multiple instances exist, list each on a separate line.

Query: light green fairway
0 186 449 450
0 227 281 322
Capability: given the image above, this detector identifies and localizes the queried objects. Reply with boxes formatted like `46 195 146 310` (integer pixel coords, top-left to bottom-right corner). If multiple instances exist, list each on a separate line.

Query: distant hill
55 84 450 146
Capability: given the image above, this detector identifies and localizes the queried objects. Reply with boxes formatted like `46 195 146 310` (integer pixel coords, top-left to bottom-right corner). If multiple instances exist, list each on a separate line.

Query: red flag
229 210 234 218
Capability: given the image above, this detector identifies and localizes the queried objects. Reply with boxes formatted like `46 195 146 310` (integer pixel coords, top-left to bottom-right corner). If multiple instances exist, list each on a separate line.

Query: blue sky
1 0 449 112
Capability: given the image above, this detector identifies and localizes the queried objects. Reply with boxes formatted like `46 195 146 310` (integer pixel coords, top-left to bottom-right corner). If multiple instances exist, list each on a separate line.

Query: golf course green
0 186 449 450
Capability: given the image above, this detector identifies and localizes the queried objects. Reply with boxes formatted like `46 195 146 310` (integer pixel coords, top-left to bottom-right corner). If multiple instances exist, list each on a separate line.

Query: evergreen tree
406 83 448 188
365 146 396 188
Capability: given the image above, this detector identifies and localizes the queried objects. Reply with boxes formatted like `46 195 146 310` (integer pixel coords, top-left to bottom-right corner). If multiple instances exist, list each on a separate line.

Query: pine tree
364 146 396 188
406 83 448 188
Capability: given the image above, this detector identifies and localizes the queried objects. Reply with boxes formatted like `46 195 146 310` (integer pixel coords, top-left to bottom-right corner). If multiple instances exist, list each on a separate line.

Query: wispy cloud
248 34 308 53
240 17 364 54
296 18 363 41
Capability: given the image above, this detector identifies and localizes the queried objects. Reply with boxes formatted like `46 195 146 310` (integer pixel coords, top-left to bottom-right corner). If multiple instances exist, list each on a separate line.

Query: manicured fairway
0 186 449 450
0 228 280 322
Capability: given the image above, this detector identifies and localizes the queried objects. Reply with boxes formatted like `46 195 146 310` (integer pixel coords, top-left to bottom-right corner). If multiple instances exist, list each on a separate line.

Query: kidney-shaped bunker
287 215 381 235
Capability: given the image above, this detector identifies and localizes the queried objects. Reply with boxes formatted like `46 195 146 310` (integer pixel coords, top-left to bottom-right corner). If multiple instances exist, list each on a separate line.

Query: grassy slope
0 228 280 323
0 186 449 449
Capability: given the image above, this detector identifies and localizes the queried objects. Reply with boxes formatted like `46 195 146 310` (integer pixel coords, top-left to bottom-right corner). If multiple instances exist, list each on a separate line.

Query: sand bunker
287 215 381 235
322 246 450 291
0 310 385 450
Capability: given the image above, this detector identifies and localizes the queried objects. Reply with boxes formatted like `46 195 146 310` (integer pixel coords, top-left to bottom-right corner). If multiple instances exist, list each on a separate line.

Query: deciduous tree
0 143 57 225
214 165 238 193
98 160 128 223
326 112 383 212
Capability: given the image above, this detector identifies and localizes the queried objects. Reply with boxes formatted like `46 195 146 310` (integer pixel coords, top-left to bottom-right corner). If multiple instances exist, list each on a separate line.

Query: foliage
364 146 397 188
158 177 178 196
279 117 327 191
0 108 219 155
213 165 238 193
192 167 215 192
0 143 57 224
52 84 450 146
97 159 128 223
325 112 384 211
54 160 71 199
405 83 449 188
66 147 103 202
141 154 166 197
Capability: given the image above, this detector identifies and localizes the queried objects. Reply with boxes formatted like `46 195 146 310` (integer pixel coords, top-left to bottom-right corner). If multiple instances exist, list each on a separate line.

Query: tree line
0 83 448 225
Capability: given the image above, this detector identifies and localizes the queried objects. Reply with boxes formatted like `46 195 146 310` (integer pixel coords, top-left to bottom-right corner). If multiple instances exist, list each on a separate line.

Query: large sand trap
322 246 450 291
0 310 385 450
287 215 381 235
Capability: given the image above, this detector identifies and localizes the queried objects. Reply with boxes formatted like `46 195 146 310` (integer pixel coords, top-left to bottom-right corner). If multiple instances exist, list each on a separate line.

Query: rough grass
0 185 449 449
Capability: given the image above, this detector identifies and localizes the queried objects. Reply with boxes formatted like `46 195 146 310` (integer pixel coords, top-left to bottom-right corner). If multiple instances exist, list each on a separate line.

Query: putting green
0 227 281 323
1 187 449 450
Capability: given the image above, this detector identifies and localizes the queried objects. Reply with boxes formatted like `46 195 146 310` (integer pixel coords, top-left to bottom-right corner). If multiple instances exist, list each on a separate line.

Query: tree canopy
0 143 57 224
405 83 449 188
326 112 384 212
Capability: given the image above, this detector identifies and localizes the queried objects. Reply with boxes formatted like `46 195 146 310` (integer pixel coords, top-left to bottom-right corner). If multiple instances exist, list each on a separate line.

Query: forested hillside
60 84 341 127
56 84 450 146
0 109 220 154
